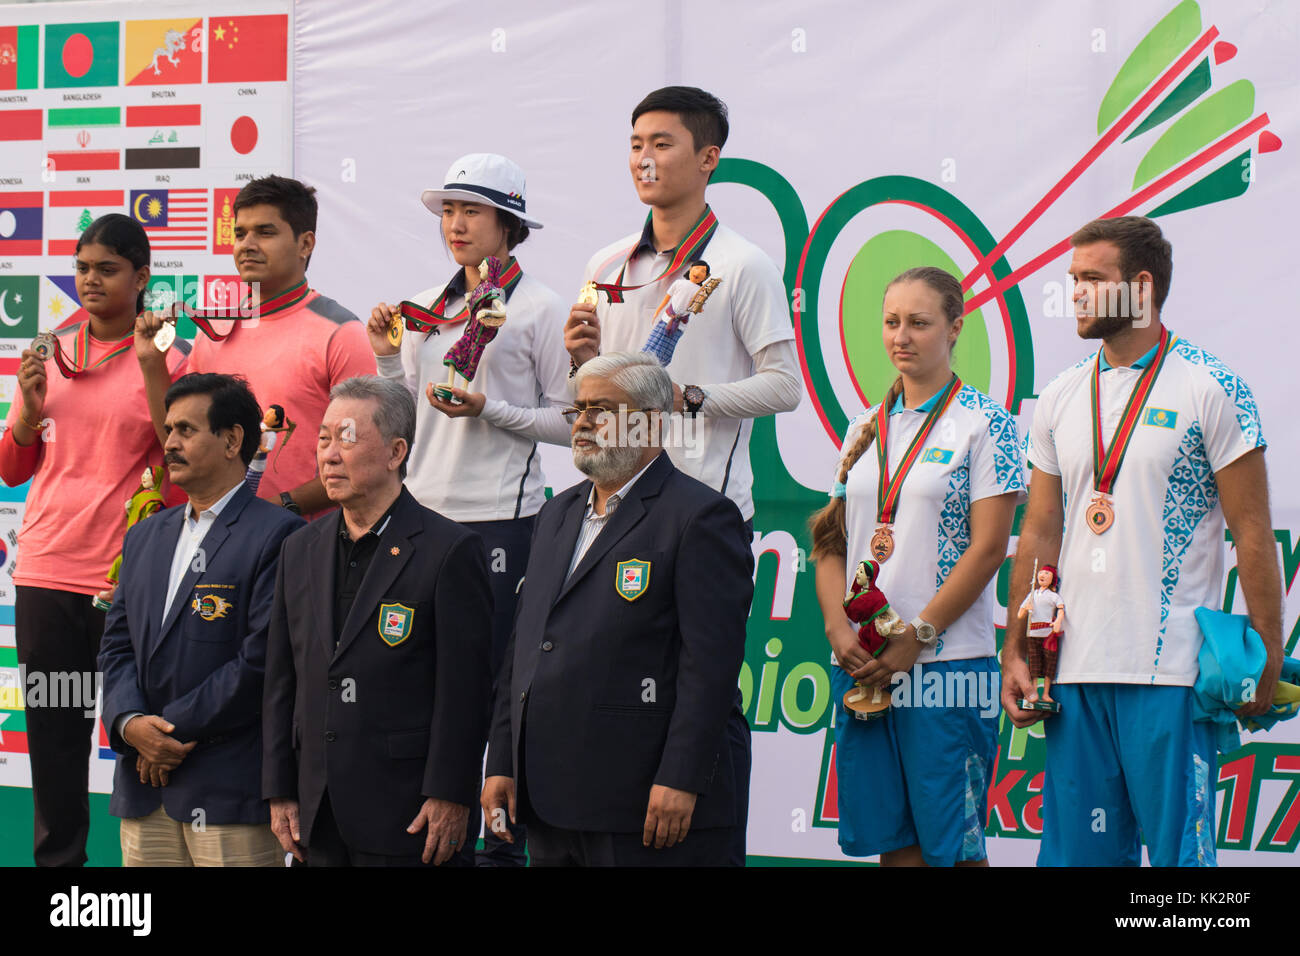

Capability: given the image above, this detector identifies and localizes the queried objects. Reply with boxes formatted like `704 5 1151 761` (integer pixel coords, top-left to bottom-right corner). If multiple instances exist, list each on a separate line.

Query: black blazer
262 486 493 856
486 453 754 832
100 483 303 824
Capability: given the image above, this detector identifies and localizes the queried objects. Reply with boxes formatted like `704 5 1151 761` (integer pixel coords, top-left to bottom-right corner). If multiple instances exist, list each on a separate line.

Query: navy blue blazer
486 452 755 833
99 482 304 825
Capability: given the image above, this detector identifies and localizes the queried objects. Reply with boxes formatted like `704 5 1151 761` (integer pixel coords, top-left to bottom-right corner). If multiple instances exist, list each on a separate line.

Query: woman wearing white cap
367 153 570 864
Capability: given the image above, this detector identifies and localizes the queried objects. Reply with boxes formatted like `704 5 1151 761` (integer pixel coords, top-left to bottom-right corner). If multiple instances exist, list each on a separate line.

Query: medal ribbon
47 320 136 379
875 375 963 524
1089 326 1176 494
400 258 521 332
181 279 313 339
593 207 718 304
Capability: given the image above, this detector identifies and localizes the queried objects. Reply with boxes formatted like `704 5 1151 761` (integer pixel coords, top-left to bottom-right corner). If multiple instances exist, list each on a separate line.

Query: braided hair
809 266 964 560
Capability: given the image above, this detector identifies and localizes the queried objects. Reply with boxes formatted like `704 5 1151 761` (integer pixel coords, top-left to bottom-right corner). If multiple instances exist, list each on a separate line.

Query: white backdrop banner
0 0 1295 866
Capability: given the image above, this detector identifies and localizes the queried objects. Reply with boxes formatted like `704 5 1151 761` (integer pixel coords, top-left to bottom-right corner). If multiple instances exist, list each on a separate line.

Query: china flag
206 15 287 83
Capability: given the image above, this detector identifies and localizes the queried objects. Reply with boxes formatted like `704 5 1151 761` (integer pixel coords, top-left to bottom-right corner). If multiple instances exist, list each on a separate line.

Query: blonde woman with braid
810 267 1025 867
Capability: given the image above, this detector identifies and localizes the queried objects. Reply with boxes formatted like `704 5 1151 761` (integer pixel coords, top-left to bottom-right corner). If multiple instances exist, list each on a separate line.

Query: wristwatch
280 491 302 515
910 616 938 645
683 384 706 416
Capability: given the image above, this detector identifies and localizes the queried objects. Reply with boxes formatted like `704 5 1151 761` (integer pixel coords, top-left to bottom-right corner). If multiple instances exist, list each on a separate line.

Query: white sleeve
477 289 573 446
375 302 426 399
1199 366 1266 472
698 338 801 419
968 401 1027 502
1026 386 1061 477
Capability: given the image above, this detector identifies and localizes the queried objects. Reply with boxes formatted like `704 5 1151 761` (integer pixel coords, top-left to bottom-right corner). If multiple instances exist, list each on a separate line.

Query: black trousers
303 791 475 868
526 816 735 867
14 586 106 867
463 516 533 867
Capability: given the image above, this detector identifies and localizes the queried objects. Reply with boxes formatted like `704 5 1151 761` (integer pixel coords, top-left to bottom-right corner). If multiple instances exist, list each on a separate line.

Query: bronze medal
1085 494 1114 534
870 526 894 562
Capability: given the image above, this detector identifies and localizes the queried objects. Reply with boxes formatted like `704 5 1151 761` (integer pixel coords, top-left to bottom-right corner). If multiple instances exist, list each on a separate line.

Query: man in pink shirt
138 176 375 518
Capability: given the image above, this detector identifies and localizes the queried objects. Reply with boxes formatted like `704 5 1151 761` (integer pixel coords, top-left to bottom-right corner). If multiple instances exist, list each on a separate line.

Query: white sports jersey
1022 587 1064 629
841 384 1026 662
1027 334 1265 686
583 223 795 520
377 271 571 522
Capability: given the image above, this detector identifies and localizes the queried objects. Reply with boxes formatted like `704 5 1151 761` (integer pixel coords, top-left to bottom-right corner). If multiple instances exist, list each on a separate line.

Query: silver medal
153 321 176 353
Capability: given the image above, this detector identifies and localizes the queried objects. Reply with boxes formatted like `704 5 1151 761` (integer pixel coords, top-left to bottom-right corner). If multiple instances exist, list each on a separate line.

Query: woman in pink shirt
0 214 186 866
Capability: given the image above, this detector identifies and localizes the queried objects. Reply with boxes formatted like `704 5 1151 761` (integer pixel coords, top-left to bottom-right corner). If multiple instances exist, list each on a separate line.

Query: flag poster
0 0 292 811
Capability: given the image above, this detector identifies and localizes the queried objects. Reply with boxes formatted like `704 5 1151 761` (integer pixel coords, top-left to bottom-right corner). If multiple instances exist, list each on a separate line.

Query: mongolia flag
46 190 125 256
131 188 207 251
212 188 239 255
44 22 119 89
124 18 202 86
0 25 39 90
207 15 287 83
0 192 41 256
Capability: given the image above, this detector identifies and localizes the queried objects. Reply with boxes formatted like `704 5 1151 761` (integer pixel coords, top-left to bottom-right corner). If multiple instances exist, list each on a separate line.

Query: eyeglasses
560 404 652 425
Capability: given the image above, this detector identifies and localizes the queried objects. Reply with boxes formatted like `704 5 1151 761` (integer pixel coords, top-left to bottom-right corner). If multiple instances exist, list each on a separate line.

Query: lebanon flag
124 18 202 85
0 25 39 90
207 15 287 83
44 21 119 89
46 190 126 256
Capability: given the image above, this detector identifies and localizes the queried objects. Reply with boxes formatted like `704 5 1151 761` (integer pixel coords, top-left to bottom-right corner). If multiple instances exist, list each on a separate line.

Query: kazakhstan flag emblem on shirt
1143 408 1178 429
921 448 955 464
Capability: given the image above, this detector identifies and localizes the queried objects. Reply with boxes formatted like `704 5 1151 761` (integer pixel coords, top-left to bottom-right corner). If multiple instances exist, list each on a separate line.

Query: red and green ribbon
401 258 521 333
47 321 136 379
1089 326 1176 494
875 375 963 524
594 206 718 304
181 279 313 339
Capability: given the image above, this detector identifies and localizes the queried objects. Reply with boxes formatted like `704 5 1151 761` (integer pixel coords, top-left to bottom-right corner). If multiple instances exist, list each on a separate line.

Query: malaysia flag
131 188 206 250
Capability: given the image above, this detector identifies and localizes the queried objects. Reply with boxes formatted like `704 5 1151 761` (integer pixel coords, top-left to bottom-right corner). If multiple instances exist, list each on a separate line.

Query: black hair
164 373 263 466
498 210 530 251
76 213 151 313
689 259 710 278
233 174 318 238
632 86 729 161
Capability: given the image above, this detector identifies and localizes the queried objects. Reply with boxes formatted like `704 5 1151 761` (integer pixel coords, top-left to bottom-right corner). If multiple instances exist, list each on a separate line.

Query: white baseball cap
420 153 543 229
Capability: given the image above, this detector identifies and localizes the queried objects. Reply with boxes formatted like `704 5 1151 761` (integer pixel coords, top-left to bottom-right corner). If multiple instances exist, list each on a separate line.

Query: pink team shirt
187 290 375 509
0 333 187 595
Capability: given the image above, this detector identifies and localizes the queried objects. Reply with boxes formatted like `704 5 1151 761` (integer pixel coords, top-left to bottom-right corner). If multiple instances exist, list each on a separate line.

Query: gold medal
386 315 403 349
870 526 894 562
31 332 56 361
578 281 600 306
1085 493 1114 534
153 321 176 353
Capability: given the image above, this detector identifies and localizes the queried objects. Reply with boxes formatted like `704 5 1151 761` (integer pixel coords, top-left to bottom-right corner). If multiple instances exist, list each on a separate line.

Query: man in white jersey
1003 216 1283 866
564 86 802 864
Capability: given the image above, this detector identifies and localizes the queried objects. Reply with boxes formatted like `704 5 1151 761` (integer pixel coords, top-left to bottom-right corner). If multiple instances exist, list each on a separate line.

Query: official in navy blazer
263 375 493 867
99 372 304 866
482 353 754 866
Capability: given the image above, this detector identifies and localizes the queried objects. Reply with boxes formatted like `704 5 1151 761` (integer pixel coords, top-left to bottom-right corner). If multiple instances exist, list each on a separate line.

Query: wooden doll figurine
842 558 907 717
1017 563 1065 711
434 256 507 402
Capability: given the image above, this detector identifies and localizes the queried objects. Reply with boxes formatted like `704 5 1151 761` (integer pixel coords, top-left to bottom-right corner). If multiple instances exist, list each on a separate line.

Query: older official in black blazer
263 376 493 866
482 352 754 866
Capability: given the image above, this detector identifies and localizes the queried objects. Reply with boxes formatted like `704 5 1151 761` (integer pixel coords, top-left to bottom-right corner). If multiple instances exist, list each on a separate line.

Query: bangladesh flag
0 276 40 338
0 25 39 90
45 22 119 89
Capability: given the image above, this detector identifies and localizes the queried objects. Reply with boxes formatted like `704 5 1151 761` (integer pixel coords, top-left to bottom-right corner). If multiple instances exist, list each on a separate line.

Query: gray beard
572 439 643 485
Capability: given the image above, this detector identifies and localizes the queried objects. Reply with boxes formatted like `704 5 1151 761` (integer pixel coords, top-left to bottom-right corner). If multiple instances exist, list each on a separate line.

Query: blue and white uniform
833 383 1025 866
1027 333 1265 866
